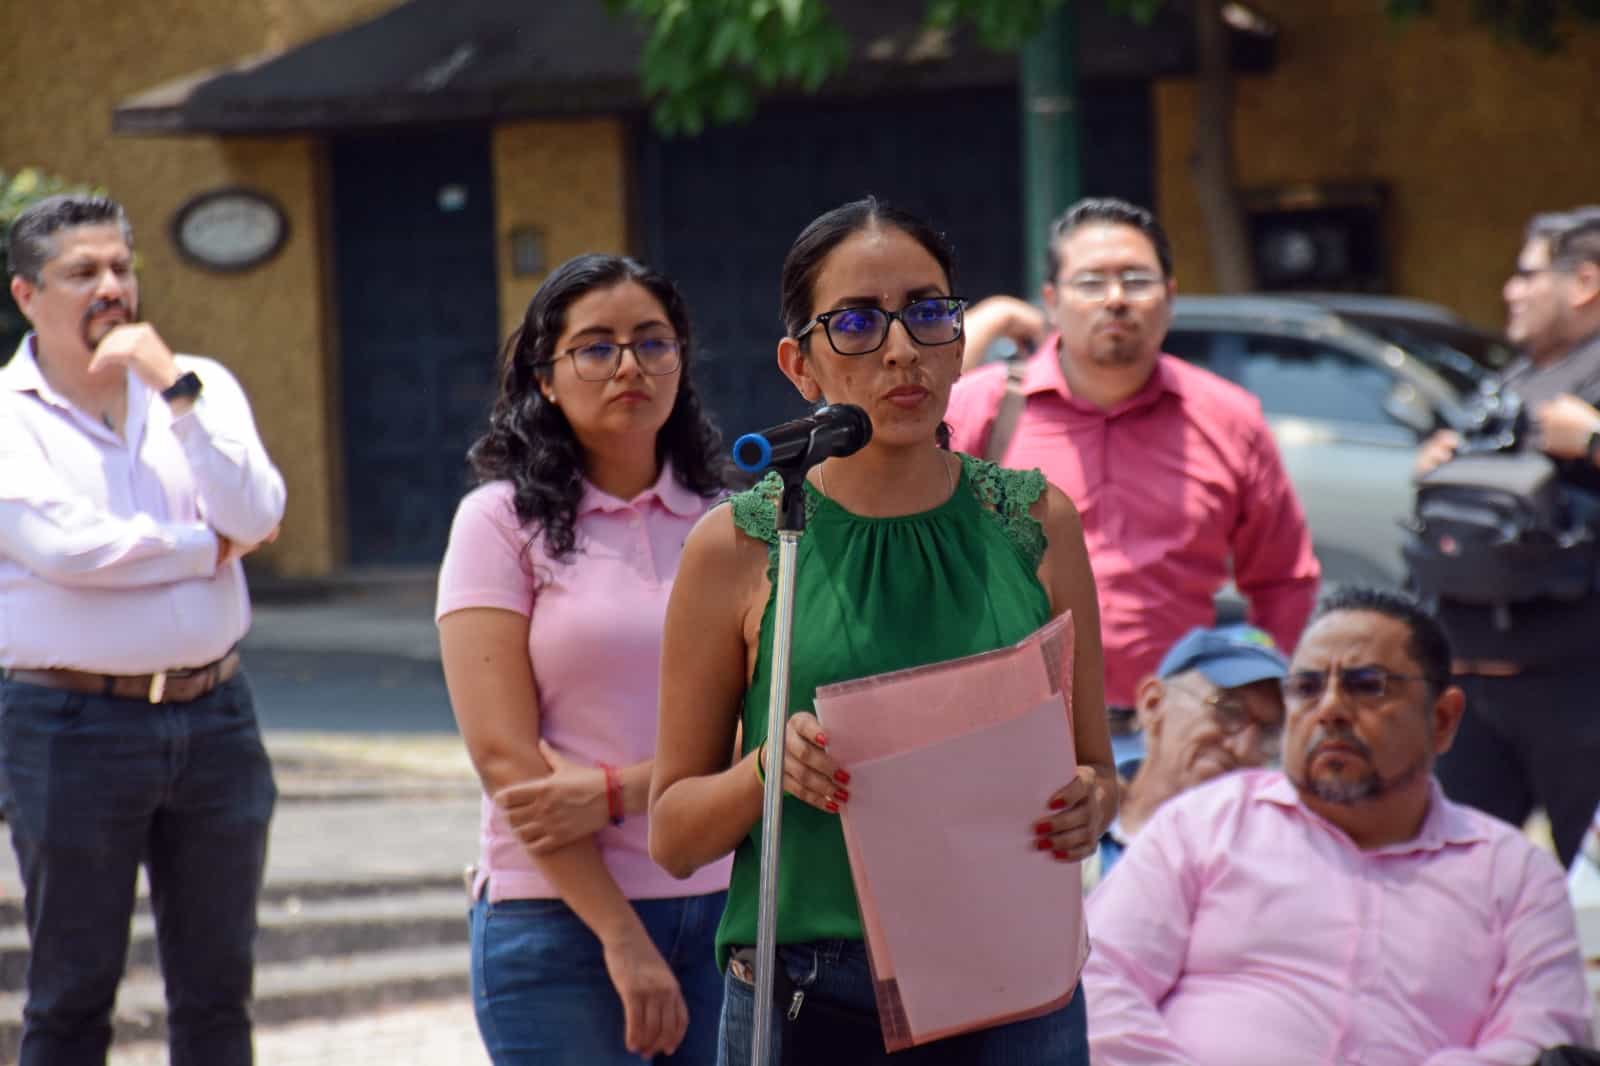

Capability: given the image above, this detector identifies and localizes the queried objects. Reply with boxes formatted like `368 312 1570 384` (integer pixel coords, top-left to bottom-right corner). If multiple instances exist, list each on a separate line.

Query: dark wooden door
641 83 1153 441
331 128 500 565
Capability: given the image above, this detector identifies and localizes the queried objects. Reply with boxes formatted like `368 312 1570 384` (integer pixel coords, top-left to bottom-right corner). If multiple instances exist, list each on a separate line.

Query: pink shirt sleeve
1230 409 1320 655
436 483 537 620
944 366 1007 456
1417 846 1592 1064
0 398 219 589
1084 801 1207 1066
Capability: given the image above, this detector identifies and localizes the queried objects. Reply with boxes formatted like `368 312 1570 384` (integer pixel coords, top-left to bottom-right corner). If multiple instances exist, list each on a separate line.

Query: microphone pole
731 405 869 1066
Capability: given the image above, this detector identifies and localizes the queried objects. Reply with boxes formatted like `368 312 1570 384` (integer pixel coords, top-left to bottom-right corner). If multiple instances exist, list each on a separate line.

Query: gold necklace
817 453 955 502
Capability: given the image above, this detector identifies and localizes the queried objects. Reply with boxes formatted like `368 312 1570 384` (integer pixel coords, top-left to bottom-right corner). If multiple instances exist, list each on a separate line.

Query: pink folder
813 613 1087 1051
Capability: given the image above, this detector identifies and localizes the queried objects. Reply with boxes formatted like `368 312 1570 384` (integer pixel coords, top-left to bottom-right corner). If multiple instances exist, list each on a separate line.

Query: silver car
1166 295 1473 588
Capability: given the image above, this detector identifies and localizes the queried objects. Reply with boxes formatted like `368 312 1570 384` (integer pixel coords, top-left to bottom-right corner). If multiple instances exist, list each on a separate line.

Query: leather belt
3 651 241 704
1451 658 1523 678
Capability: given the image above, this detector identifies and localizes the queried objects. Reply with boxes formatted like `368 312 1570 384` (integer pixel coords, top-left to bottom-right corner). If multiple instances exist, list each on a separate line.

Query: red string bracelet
599 762 624 826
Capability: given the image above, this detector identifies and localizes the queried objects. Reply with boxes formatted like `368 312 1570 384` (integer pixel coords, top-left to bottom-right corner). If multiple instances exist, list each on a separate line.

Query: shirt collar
0 335 60 404
1020 332 1183 416
1 333 145 445
578 459 706 519
1256 772 1489 855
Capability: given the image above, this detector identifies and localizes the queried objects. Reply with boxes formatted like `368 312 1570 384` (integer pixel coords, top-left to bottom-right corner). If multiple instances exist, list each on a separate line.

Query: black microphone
731 404 872 474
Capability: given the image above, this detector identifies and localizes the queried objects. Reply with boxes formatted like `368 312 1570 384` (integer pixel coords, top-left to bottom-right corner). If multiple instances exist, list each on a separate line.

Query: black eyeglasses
555 337 682 381
795 297 967 356
1283 666 1429 708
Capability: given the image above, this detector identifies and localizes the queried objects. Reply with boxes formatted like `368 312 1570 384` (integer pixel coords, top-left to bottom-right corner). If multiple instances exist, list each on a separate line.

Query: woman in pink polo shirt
436 254 731 1065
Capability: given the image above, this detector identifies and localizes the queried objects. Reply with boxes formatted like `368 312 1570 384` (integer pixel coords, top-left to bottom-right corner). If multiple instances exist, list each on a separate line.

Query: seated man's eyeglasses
1283 666 1429 708
796 297 967 356
1176 682 1284 758
556 337 682 381
1062 271 1165 302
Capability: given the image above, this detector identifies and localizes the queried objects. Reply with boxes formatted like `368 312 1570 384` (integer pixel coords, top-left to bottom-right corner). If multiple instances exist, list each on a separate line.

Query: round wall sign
170 188 289 272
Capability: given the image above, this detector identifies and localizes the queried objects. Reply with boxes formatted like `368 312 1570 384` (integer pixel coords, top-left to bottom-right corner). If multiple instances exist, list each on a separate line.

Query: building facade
2 0 1595 576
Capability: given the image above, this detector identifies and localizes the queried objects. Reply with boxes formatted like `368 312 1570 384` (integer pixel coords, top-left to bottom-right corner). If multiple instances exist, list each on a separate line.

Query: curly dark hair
467 253 726 569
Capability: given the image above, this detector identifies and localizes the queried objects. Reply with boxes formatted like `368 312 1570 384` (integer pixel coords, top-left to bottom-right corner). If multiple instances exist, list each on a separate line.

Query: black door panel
331 129 500 565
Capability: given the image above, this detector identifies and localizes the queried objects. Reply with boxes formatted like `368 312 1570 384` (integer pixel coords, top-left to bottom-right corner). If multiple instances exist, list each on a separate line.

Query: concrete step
0 886 469 990
0 943 470 1061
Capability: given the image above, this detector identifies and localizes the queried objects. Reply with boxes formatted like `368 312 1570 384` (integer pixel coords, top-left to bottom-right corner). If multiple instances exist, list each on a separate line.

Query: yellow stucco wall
1155 3 1600 329
491 119 633 343
0 0 402 576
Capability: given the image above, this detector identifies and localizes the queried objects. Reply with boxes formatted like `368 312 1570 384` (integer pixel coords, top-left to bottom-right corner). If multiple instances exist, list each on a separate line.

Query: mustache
1306 726 1374 763
85 298 131 321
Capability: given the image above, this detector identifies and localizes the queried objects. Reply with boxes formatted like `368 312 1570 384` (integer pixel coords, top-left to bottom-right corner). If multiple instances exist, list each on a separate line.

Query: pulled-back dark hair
8 194 133 282
1310 586 1453 695
778 197 958 447
1045 197 1174 282
468 254 725 567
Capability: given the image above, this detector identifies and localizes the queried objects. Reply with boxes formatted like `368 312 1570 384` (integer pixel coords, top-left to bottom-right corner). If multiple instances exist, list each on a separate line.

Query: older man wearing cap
1090 623 1287 886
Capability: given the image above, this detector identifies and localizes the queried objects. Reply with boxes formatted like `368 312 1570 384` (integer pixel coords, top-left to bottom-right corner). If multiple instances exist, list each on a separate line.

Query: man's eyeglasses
1283 666 1429 708
795 297 967 356
1179 684 1283 756
555 337 682 381
1060 271 1165 303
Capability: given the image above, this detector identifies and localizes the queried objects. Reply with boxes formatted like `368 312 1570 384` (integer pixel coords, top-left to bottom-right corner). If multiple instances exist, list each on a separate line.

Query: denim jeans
471 889 728 1066
0 673 277 1066
717 939 1089 1066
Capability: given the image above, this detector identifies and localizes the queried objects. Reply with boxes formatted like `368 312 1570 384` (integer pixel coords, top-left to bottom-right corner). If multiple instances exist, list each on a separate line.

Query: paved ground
107 998 490 1066
1 570 495 1064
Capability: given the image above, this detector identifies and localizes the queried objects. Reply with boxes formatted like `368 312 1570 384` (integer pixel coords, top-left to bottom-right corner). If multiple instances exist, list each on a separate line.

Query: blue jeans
0 673 277 1066
717 939 1088 1066
471 890 728 1066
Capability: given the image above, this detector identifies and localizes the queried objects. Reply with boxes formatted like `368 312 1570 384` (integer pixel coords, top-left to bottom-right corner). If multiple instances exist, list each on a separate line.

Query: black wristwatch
160 371 203 404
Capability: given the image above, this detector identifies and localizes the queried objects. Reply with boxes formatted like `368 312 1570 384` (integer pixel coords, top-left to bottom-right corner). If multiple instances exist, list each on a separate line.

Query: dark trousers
0 672 277 1066
1436 665 1600 868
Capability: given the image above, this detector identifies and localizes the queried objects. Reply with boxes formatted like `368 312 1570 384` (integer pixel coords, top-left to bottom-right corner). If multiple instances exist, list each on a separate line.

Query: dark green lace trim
961 454 1048 568
728 472 820 581
728 459 1047 572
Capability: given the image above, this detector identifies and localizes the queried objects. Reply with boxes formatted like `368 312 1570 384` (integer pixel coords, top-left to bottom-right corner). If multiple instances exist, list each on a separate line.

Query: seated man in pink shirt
1084 586 1590 1065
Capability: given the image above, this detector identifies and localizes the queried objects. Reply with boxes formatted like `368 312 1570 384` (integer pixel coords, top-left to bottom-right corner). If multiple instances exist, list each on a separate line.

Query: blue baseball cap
1157 624 1288 689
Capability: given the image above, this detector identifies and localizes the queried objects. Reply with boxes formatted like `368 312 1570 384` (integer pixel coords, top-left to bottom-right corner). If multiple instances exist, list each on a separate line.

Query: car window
1232 334 1397 426
1163 330 1214 368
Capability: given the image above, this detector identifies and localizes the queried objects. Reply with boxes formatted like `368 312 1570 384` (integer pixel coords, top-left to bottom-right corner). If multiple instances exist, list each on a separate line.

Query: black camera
1454 382 1527 456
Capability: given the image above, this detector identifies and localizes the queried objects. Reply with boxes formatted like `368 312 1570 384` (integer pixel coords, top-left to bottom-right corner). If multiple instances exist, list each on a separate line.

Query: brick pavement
107 998 490 1066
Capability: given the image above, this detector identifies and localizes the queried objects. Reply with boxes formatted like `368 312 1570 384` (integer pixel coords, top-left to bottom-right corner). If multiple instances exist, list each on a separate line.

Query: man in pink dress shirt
0 195 285 1065
946 198 1319 734
1084 586 1591 1065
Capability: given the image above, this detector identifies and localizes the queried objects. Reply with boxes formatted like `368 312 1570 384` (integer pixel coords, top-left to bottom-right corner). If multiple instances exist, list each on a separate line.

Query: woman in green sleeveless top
650 199 1117 1065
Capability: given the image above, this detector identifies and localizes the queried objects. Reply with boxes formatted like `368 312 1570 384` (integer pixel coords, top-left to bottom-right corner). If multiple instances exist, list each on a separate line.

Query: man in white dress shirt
0 194 286 1065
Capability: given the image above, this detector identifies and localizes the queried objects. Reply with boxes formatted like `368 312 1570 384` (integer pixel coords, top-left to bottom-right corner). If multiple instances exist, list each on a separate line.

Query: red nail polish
1048 797 1068 810
814 732 829 747
1034 819 1053 835
834 770 851 785
1034 838 1053 851
1053 850 1071 861
825 800 839 813
834 788 850 802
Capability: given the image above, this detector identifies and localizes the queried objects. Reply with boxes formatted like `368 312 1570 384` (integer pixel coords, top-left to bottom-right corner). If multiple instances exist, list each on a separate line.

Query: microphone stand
751 463 808 1066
